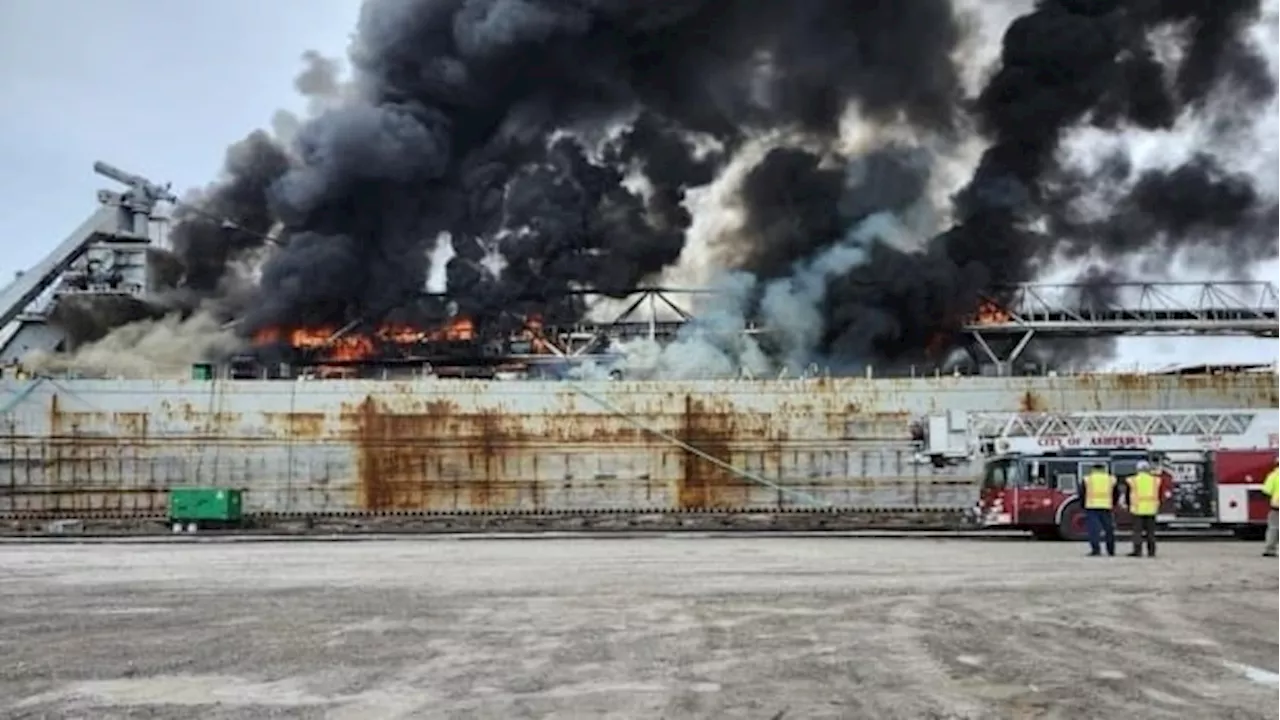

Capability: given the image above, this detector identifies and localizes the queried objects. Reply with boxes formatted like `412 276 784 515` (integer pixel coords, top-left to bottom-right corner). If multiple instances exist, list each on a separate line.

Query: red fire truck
968 408 1279 540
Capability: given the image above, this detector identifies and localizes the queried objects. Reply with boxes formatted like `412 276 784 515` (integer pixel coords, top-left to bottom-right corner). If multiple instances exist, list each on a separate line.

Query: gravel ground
0 537 1275 719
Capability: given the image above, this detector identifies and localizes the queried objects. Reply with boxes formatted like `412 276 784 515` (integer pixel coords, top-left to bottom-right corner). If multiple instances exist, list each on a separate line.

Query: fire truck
958 408 1279 540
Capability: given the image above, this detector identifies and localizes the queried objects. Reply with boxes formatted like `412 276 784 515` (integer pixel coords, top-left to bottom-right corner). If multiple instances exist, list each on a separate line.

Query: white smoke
760 211 916 369
950 0 1036 97
23 311 242 379
608 272 769 379
662 129 833 290
608 204 927 380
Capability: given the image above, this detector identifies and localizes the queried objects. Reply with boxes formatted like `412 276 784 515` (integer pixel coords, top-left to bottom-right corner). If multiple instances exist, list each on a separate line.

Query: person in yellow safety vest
1081 462 1119 557
1262 463 1279 558
1126 460 1160 558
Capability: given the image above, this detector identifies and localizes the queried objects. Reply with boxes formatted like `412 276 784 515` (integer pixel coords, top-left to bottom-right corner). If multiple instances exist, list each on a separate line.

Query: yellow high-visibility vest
1129 471 1160 516
1084 471 1115 510
1263 467 1279 509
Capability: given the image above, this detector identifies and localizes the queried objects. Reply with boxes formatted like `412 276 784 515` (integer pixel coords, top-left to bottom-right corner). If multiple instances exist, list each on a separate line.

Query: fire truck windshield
982 458 1019 490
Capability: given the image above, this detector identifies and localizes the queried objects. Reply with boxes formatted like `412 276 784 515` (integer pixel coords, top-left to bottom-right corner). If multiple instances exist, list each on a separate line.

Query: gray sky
0 1 1275 370
0 0 356 274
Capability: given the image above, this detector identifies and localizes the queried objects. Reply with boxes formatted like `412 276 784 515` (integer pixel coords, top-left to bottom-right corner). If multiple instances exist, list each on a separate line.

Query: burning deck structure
241 314 562 378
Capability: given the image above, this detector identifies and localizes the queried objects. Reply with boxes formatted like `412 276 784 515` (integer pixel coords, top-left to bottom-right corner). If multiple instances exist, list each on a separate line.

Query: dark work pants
1085 509 1115 556
1130 515 1157 556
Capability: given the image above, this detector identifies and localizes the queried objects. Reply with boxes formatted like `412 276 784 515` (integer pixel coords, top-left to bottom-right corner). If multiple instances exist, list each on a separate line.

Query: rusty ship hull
0 373 1276 526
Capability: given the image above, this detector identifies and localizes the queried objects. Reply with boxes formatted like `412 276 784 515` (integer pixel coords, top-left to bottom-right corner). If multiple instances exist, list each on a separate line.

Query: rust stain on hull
1019 391 1046 413
680 396 755 509
346 397 521 512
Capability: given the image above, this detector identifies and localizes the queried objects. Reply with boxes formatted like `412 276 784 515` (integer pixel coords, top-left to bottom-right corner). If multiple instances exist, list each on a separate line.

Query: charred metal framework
2 162 1277 371
963 282 1280 370
255 286 779 377
417 288 767 359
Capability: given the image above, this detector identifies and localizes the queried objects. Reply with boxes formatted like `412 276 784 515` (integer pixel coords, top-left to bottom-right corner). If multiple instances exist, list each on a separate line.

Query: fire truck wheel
1232 526 1266 541
1057 502 1087 542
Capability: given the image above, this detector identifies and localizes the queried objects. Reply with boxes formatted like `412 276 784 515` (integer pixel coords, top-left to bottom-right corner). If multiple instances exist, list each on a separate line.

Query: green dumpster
169 488 242 523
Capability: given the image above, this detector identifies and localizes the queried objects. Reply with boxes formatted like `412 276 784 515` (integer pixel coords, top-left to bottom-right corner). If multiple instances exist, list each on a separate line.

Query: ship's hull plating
0 374 1275 516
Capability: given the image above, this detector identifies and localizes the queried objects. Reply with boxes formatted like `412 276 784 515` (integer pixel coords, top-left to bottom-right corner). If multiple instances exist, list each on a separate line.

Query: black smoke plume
725 0 1277 367
155 0 964 337
148 131 290 318
142 0 1275 372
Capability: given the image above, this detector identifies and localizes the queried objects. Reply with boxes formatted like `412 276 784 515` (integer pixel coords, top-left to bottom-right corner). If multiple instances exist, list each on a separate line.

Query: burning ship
246 315 508 379
0 160 1273 527
0 0 1277 529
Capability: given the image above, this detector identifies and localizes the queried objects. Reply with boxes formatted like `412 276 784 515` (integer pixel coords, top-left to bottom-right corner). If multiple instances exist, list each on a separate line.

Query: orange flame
923 297 1012 358
971 298 1012 325
251 316 480 362
375 316 476 344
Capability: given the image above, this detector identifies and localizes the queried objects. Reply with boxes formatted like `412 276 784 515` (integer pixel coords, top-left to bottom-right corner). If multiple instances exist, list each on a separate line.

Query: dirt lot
0 536 1275 719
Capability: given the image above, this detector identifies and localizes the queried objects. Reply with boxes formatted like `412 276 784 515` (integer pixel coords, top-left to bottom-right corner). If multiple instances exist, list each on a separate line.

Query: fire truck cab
978 448 1169 540
955 408 1279 540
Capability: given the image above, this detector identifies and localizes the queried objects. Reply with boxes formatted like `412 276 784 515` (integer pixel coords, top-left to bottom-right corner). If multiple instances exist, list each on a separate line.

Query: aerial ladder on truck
0 162 176 364
920 407 1280 540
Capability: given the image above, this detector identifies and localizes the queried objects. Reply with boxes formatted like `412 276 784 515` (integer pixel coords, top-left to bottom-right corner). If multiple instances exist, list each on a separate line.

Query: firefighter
1263 463 1279 558
1126 460 1159 558
1081 462 1118 557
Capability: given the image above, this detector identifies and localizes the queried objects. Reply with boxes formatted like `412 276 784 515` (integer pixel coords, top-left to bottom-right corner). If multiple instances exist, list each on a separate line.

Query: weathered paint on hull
0 374 1275 516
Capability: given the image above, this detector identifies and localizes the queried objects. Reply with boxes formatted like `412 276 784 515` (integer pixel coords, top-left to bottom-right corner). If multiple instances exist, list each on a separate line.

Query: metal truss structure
963 281 1279 368
923 408 1279 460
523 281 1278 359
972 408 1269 442
535 288 764 357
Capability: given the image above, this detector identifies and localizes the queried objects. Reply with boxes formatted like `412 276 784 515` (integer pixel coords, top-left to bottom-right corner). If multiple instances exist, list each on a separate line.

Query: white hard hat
1136 460 1150 470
